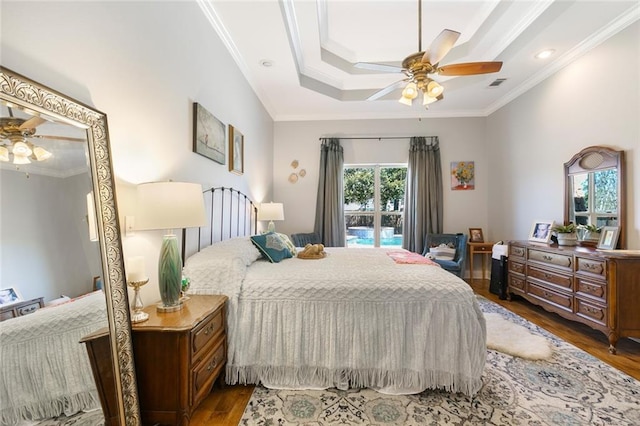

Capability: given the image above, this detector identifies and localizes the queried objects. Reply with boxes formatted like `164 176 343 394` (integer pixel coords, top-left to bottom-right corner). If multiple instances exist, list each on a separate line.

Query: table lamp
258 202 284 232
136 182 206 312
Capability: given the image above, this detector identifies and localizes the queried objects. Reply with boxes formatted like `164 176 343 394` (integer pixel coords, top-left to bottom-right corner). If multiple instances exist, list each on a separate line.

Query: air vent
488 78 507 87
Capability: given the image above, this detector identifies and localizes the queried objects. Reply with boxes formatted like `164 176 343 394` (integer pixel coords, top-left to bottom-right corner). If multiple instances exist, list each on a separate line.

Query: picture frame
528 220 555 243
193 102 225 165
469 228 484 243
0 287 23 306
93 276 103 291
228 124 244 175
451 161 475 190
597 226 620 250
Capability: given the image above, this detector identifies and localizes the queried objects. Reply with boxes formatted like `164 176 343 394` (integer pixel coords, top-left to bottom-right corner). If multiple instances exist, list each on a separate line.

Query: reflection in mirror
564 145 625 249
0 67 140 425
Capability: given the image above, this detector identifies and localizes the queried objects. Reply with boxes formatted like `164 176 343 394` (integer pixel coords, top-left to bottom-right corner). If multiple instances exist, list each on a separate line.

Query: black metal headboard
182 186 257 262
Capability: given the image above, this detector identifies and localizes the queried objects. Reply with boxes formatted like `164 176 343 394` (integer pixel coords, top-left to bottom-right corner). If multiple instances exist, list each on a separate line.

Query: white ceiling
200 0 639 121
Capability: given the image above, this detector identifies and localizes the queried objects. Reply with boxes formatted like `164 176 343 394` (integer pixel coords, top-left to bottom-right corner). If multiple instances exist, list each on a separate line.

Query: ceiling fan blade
32 134 86 142
422 29 460 65
19 116 47 130
366 79 408 101
437 61 503 76
354 62 404 73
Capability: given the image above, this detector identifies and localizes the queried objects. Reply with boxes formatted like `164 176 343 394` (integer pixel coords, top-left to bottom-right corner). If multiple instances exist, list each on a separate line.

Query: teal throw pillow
250 233 294 263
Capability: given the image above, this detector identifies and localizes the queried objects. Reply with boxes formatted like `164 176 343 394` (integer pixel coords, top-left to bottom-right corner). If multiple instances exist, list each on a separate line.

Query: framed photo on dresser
528 220 554 243
0 287 22 306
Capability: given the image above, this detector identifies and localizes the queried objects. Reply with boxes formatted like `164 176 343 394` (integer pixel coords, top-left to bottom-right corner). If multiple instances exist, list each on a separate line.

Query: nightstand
468 242 494 284
82 294 227 426
0 297 44 322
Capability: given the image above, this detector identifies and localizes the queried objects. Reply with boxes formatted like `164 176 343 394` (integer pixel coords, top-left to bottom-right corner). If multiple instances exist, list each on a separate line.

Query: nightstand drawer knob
204 324 214 335
207 359 217 372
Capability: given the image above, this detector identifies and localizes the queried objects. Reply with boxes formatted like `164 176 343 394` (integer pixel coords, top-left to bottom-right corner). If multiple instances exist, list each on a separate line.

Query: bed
0 290 107 425
182 187 487 396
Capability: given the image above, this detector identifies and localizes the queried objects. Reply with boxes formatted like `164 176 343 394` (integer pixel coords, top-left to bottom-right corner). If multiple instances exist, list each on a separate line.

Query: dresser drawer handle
584 285 597 294
583 263 600 271
543 291 553 299
542 255 553 261
543 273 553 279
207 359 218 372
204 324 214 336
584 306 599 314
19 306 36 315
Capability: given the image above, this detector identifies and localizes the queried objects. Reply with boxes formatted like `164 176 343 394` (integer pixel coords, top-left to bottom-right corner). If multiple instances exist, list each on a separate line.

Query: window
343 165 406 248
572 169 618 228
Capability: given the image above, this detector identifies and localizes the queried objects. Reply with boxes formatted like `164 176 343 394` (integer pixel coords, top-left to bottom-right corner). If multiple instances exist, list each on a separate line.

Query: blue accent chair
422 233 468 278
291 232 322 247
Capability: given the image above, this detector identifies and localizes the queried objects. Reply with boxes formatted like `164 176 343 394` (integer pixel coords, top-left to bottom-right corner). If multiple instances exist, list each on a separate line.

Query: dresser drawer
576 257 606 279
192 337 226 407
527 281 573 313
575 277 606 303
191 307 224 359
528 249 572 271
509 261 525 275
509 275 526 294
575 298 607 327
509 245 526 259
527 265 572 290
17 301 41 316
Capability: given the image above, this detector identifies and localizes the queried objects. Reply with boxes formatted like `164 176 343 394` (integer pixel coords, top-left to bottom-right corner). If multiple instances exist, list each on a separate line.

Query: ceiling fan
0 107 84 165
355 0 503 107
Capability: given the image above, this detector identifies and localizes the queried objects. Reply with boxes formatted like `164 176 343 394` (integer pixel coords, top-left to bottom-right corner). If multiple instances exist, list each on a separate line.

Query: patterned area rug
240 297 640 425
24 409 103 426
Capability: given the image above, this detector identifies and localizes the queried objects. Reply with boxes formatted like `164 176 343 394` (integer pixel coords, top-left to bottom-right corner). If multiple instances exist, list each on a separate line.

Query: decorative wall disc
298 169 306 177
288 173 299 183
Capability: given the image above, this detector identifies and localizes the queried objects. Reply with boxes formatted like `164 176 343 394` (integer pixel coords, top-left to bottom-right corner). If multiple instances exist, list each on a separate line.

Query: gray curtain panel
314 138 346 247
403 136 443 254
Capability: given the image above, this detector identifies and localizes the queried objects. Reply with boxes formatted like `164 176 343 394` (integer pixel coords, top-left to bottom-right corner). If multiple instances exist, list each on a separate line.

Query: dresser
82 294 227 425
507 241 640 353
0 297 44 321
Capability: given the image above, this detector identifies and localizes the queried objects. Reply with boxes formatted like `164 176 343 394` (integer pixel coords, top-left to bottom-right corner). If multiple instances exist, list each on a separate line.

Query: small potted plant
577 224 601 245
552 223 578 246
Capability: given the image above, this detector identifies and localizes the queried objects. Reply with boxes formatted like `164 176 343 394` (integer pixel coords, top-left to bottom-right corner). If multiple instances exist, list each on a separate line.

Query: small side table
468 242 494 284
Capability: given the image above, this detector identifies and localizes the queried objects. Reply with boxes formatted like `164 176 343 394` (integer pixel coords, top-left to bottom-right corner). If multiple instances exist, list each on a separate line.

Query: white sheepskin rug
484 312 553 360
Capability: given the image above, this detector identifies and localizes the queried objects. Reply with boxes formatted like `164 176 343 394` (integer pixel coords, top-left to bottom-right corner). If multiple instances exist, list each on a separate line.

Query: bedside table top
133 294 227 331
468 242 494 251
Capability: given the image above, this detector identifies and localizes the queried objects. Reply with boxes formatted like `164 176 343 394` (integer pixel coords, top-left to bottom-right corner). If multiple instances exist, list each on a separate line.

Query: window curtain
314 138 346 247
403 136 443 254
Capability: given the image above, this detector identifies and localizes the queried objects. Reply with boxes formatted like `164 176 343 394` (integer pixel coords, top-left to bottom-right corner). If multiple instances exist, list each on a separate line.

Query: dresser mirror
564 145 626 249
0 67 140 425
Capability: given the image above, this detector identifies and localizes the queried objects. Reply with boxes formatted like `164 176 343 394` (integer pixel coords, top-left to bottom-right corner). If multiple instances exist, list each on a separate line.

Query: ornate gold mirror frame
0 66 141 425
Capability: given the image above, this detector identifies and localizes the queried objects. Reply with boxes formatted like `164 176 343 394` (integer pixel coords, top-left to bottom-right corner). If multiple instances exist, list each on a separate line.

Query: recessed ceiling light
259 59 273 67
535 49 555 59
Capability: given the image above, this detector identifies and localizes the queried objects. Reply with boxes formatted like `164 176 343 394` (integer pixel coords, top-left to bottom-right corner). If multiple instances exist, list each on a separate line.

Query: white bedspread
0 291 107 425
185 242 486 396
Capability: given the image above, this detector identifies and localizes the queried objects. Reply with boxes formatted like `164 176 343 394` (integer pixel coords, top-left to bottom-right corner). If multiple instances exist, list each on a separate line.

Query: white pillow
429 244 456 261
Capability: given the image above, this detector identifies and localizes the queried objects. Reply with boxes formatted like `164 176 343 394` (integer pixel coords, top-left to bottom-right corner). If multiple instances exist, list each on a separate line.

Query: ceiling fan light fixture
12 141 32 157
426 80 443 97
0 146 9 162
12 154 31 165
398 96 413 106
33 146 53 161
399 82 418 106
423 93 438 106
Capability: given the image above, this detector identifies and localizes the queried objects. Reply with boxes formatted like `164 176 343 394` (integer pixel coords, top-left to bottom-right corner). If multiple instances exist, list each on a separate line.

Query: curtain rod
318 136 416 141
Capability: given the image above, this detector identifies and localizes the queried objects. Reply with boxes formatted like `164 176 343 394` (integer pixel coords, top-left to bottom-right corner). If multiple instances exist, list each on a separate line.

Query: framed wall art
451 161 475 190
193 102 225 164
528 220 554 243
228 124 244 175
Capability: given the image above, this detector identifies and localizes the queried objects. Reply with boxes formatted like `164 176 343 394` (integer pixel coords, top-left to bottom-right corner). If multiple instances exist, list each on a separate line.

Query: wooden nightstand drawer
528 249 572 271
192 337 226 407
0 297 44 322
192 306 223 358
17 301 41 316
509 245 525 259
527 265 572 290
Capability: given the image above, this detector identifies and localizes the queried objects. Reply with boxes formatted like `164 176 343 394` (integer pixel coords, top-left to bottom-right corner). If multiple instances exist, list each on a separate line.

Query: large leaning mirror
564 145 626 249
0 67 140 425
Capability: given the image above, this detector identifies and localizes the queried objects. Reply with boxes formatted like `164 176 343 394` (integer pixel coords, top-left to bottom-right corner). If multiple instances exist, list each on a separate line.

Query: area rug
485 312 553 360
239 297 640 425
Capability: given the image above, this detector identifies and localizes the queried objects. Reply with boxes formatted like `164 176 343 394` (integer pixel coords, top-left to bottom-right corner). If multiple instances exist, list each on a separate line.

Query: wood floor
189 279 640 425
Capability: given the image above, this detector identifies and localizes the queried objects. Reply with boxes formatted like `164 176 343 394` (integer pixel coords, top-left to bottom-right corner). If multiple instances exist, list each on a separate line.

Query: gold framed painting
229 124 244 175
193 102 225 164
469 228 484 243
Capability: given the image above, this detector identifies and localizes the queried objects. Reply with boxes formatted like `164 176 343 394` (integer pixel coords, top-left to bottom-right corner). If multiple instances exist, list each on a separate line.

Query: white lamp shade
136 182 206 231
258 202 284 221
33 146 53 161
